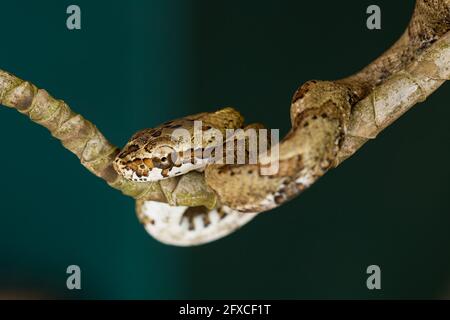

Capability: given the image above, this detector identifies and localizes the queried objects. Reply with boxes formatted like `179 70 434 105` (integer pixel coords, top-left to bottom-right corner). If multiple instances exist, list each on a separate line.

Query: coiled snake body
113 0 450 246
113 108 260 246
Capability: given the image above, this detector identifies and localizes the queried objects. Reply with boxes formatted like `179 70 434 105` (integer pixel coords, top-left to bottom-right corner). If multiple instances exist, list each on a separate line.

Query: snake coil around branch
1 0 449 246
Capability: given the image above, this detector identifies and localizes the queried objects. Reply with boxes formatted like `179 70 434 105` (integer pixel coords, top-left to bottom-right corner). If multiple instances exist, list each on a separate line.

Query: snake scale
112 0 450 246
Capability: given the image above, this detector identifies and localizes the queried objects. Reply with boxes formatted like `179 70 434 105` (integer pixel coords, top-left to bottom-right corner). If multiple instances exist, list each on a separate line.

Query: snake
113 108 261 246
113 0 450 246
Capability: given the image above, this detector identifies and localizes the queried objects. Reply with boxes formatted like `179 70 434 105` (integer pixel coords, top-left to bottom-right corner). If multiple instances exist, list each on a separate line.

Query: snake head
113 108 244 182
113 126 208 182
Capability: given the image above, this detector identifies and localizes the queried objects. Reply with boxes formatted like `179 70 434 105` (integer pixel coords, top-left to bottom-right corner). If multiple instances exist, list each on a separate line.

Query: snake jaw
113 152 211 182
114 136 217 181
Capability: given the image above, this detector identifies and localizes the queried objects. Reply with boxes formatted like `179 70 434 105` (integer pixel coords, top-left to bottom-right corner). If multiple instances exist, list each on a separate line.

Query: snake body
113 108 260 246
113 0 450 246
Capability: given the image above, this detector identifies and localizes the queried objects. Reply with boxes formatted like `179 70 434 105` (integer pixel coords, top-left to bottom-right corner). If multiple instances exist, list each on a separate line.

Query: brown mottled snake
112 1 450 246
0 1 448 247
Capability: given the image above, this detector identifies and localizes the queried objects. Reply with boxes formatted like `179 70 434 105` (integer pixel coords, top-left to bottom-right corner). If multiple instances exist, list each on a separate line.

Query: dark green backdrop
0 0 449 299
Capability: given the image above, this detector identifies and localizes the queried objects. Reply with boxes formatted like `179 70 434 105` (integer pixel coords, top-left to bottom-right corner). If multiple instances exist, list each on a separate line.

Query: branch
0 71 217 209
205 0 450 212
1 0 449 214
338 30 450 163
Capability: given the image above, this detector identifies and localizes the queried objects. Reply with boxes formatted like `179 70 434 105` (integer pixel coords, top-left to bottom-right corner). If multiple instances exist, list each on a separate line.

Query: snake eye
152 145 178 170
152 156 172 170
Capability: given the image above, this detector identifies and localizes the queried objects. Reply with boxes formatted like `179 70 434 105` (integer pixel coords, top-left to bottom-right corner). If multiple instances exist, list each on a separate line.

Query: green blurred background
0 0 449 299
